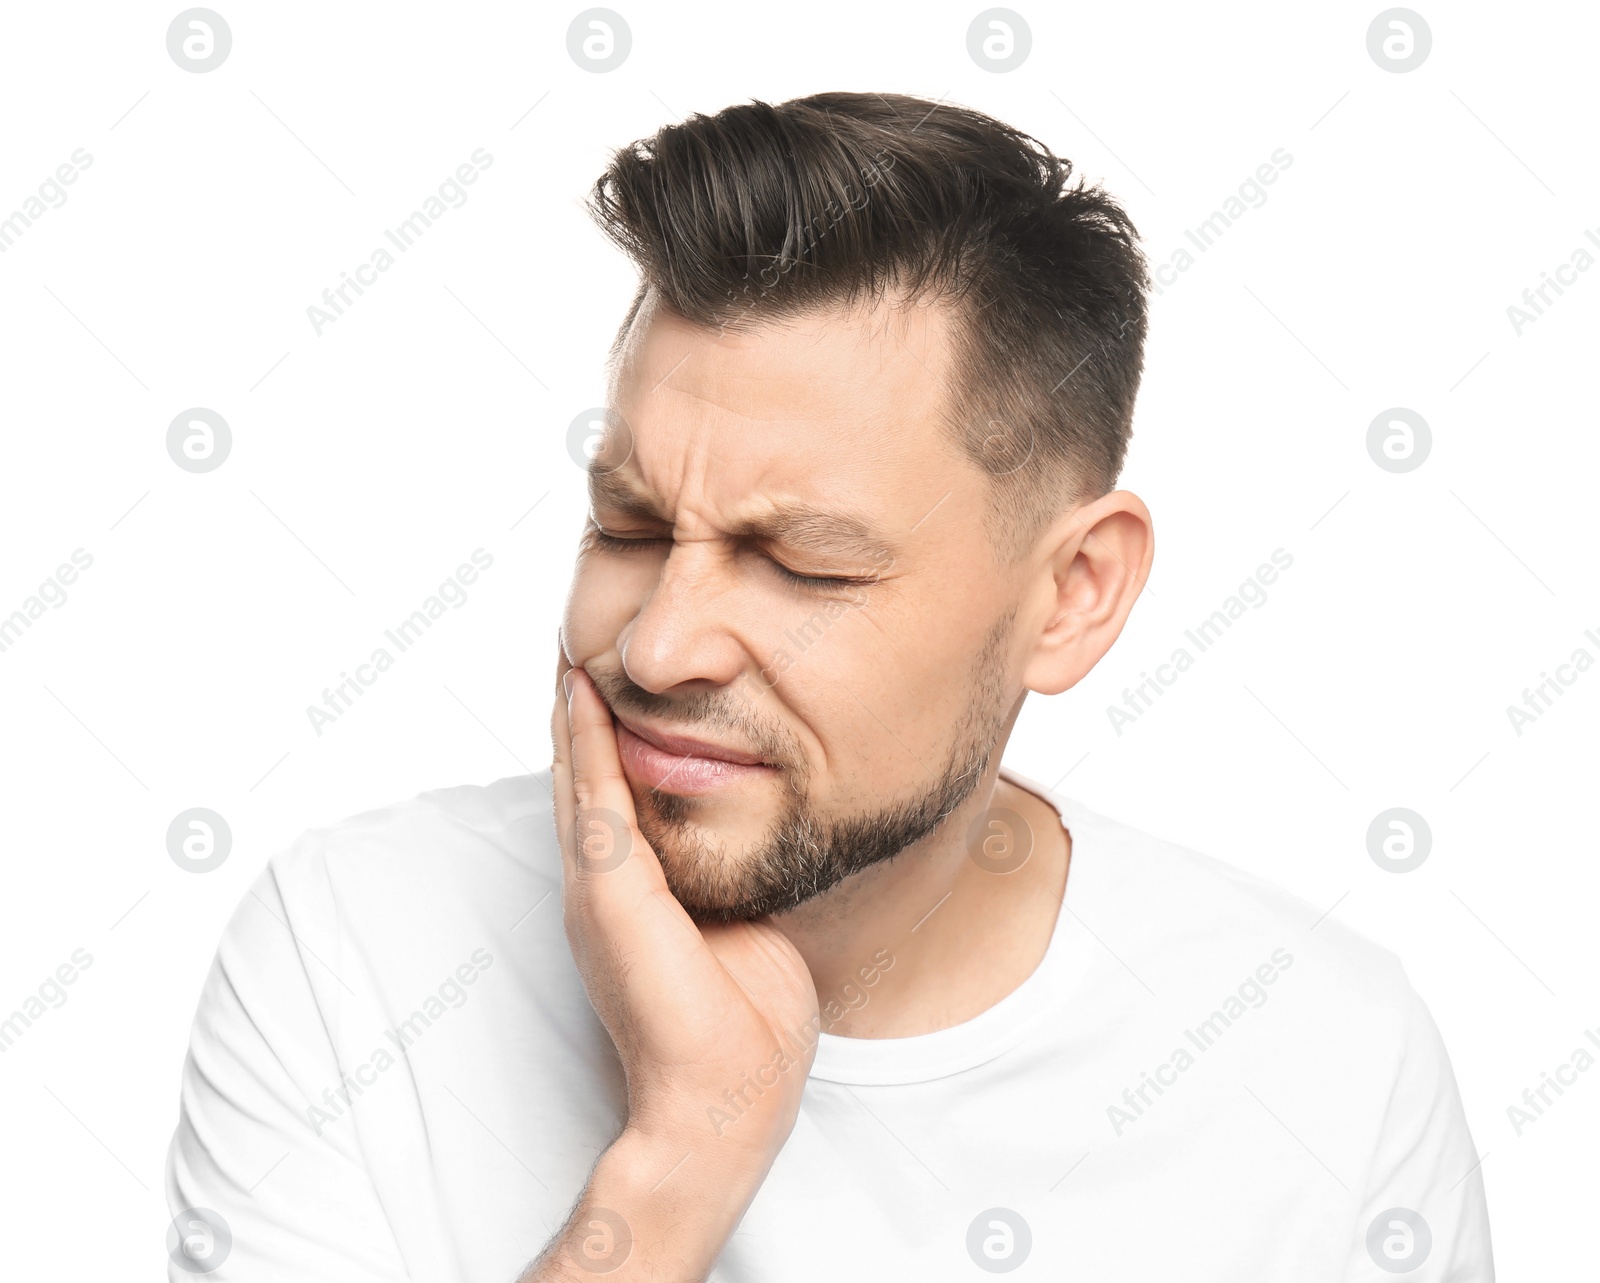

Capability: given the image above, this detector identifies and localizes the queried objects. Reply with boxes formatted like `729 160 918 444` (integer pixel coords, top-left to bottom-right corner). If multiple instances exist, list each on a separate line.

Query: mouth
613 713 774 766
612 713 780 795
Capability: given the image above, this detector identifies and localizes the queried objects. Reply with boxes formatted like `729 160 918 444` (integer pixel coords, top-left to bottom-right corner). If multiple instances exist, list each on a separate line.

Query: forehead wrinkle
627 317 888 427
585 431 742 524
647 376 815 425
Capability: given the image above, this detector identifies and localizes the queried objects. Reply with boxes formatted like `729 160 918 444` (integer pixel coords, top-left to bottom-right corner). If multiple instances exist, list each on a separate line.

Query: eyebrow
587 466 896 567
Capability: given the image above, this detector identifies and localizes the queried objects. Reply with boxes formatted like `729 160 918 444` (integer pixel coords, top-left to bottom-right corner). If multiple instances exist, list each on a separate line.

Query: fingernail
563 670 577 699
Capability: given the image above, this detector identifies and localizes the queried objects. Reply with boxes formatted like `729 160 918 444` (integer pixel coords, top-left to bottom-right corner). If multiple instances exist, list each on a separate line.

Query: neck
771 763 1070 1040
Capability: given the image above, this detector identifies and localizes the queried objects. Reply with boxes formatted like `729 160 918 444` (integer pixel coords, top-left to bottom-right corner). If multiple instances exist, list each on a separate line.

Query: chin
652 838 752 917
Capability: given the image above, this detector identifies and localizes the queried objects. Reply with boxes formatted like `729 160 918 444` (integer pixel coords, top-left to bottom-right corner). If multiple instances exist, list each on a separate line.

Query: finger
555 666 733 1025
551 642 577 880
564 668 663 892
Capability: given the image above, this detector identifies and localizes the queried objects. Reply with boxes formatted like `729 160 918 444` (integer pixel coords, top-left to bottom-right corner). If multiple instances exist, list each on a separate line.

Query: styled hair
586 90 1149 563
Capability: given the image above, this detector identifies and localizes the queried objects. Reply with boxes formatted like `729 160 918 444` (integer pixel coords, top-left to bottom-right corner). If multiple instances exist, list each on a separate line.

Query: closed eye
587 528 871 591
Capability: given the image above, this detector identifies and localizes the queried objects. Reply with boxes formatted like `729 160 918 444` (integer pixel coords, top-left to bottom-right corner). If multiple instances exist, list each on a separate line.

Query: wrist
609 1120 776 1208
626 1076 800 1171
538 1126 773 1281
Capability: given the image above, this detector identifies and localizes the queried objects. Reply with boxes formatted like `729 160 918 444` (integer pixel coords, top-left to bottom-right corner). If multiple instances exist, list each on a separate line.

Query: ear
1020 490 1154 696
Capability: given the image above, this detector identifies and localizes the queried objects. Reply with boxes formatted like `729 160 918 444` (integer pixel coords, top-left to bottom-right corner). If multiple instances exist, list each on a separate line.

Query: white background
1 0 1594 1276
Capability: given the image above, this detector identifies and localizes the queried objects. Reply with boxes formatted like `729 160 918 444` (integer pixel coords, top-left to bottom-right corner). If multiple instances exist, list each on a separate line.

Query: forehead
601 291 970 519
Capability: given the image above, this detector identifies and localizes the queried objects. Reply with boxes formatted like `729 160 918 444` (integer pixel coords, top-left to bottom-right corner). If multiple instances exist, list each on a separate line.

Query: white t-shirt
165 765 1494 1280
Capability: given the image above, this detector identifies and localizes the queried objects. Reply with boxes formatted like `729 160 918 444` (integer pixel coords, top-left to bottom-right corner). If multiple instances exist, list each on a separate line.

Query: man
166 92 1493 1280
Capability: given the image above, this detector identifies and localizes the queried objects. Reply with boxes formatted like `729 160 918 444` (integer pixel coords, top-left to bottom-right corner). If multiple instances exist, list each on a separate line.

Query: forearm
523 1126 772 1281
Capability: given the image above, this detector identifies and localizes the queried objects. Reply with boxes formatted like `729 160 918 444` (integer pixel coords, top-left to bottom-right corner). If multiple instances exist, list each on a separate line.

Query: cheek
804 645 940 765
562 560 638 661
858 618 999 744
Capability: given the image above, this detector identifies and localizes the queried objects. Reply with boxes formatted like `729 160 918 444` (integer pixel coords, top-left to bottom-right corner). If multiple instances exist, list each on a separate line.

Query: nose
615 539 752 697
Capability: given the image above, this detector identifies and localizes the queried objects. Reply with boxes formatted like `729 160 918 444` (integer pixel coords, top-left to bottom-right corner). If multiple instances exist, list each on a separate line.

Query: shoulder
1045 794 1489 1253
268 769 559 904
1059 794 1429 1054
232 770 564 1008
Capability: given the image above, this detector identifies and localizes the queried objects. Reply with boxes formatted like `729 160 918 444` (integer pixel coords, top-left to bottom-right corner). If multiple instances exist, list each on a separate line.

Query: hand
550 643 820 1167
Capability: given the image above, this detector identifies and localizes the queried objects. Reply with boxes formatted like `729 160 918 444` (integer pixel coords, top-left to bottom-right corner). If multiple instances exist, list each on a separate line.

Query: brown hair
586 91 1149 563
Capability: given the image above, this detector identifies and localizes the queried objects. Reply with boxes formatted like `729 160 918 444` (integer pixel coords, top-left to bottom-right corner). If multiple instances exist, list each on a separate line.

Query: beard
624 608 1018 923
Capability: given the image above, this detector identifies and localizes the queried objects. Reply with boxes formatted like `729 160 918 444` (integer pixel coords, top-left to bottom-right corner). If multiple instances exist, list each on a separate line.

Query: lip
613 714 772 766
614 717 778 796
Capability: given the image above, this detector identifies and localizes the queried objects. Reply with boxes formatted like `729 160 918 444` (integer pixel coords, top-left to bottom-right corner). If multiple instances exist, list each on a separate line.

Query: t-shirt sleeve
164 842 409 1281
1340 976 1495 1282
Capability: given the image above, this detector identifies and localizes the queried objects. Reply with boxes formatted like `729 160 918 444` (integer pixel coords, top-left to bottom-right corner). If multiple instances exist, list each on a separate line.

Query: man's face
561 289 1030 922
